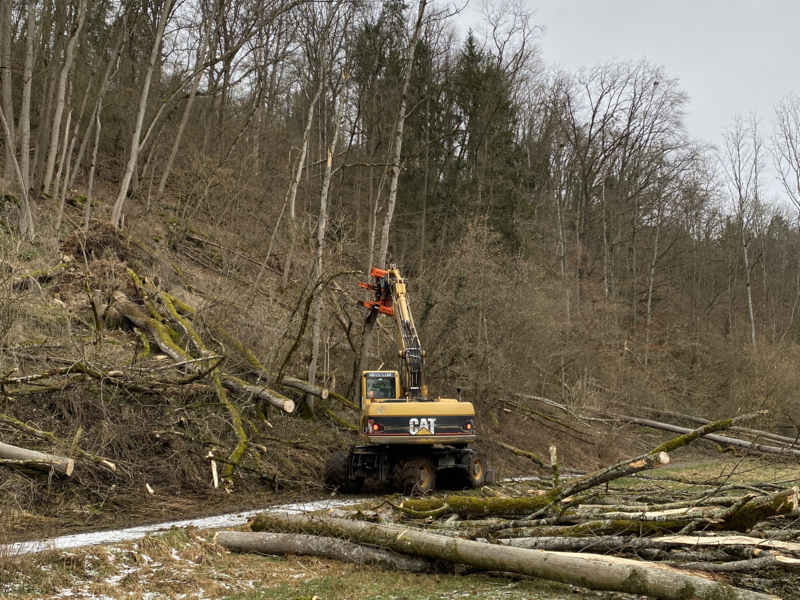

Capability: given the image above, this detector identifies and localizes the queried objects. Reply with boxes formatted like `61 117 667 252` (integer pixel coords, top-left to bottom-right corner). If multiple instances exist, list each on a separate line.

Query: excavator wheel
323 451 364 493
391 456 436 495
465 452 487 488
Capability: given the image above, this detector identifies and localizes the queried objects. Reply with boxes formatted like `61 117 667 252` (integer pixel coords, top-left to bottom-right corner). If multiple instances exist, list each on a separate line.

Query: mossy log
250 512 776 600
320 405 357 430
403 452 671 518
673 554 800 573
328 390 359 411
116 290 247 478
13 262 69 291
523 412 767 519
492 520 694 539
498 442 545 466
0 441 74 476
499 535 737 552
402 496 557 517
216 531 435 572
722 487 799 532
214 325 330 400
651 534 800 553
113 293 186 362
210 374 247 478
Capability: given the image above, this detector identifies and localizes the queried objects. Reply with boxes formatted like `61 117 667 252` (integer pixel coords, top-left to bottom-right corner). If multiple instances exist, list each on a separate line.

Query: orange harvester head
358 268 394 315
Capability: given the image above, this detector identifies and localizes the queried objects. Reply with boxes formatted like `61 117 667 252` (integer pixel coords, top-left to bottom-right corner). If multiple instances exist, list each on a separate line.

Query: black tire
465 452 487 488
323 451 364 493
391 456 436 495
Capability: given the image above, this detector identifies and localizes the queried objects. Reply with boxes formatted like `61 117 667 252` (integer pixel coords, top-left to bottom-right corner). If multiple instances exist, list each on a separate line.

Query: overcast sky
460 1 800 200
524 0 800 151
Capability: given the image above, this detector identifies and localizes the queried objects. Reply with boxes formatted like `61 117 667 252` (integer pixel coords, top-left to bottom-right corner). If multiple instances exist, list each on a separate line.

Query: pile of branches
219 415 798 600
0 268 347 482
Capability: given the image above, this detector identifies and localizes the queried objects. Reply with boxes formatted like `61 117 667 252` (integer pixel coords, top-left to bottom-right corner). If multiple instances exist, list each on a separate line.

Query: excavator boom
358 266 426 399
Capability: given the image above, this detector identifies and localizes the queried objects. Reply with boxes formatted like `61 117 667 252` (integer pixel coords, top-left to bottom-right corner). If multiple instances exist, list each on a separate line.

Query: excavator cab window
365 376 396 401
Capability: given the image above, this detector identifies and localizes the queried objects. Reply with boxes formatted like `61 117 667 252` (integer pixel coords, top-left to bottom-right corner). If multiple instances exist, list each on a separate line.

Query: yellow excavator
324 265 493 493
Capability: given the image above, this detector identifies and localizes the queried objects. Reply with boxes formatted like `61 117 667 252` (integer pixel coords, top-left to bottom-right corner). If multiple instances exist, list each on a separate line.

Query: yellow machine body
359 370 477 445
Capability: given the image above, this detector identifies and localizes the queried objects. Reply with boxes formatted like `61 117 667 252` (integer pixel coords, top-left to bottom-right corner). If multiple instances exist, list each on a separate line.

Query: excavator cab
361 371 401 407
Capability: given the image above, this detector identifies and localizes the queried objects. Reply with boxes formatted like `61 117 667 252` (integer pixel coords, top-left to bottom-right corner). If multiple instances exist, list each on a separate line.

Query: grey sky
524 0 800 150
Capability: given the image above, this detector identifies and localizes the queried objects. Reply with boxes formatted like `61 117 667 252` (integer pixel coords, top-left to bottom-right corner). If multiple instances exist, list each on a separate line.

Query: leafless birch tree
722 114 764 349
42 0 87 195
111 0 175 228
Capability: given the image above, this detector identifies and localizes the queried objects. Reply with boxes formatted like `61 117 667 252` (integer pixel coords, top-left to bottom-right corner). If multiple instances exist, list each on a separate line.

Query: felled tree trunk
216 531 435 573
621 416 800 457
0 414 115 472
251 513 775 600
113 293 186 362
0 441 74 476
498 442 544 466
221 376 295 413
213 326 324 401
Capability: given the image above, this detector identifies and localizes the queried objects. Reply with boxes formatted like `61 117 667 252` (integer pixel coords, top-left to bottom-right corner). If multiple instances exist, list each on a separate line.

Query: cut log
0 441 74 476
720 487 798 532
221 376 295 414
213 325 329 400
619 416 800 457
501 533 800 553
216 531 435 572
0 414 115 472
251 512 776 600
489 519 688 539
402 496 562 518
500 535 725 552
113 293 186 362
670 555 800 573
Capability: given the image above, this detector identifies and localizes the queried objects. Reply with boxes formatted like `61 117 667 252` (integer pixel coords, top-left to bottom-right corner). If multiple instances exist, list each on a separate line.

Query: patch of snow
4 497 356 556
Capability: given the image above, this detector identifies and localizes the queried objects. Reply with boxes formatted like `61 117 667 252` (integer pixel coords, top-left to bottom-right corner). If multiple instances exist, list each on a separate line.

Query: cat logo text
409 418 436 435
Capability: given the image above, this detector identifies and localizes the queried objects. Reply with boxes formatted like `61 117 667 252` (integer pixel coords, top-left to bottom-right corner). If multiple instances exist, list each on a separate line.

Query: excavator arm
358 266 427 399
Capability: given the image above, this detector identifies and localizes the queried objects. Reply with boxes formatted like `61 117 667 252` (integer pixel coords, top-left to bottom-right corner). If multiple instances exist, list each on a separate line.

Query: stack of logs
219 415 799 600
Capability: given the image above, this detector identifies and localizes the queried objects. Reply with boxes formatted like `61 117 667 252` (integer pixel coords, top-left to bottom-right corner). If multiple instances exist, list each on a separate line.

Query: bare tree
69 3 131 189
722 114 764 348
308 75 347 411
0 105 34 239
111 0 175 228
42 0 88 195
1 0 15 182
150 0 221 208
355 0 427 402
771 94 800 342
18 0 38 191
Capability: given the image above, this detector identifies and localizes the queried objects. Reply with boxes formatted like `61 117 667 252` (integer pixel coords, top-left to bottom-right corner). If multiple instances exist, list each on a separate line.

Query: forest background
2 0 800 507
